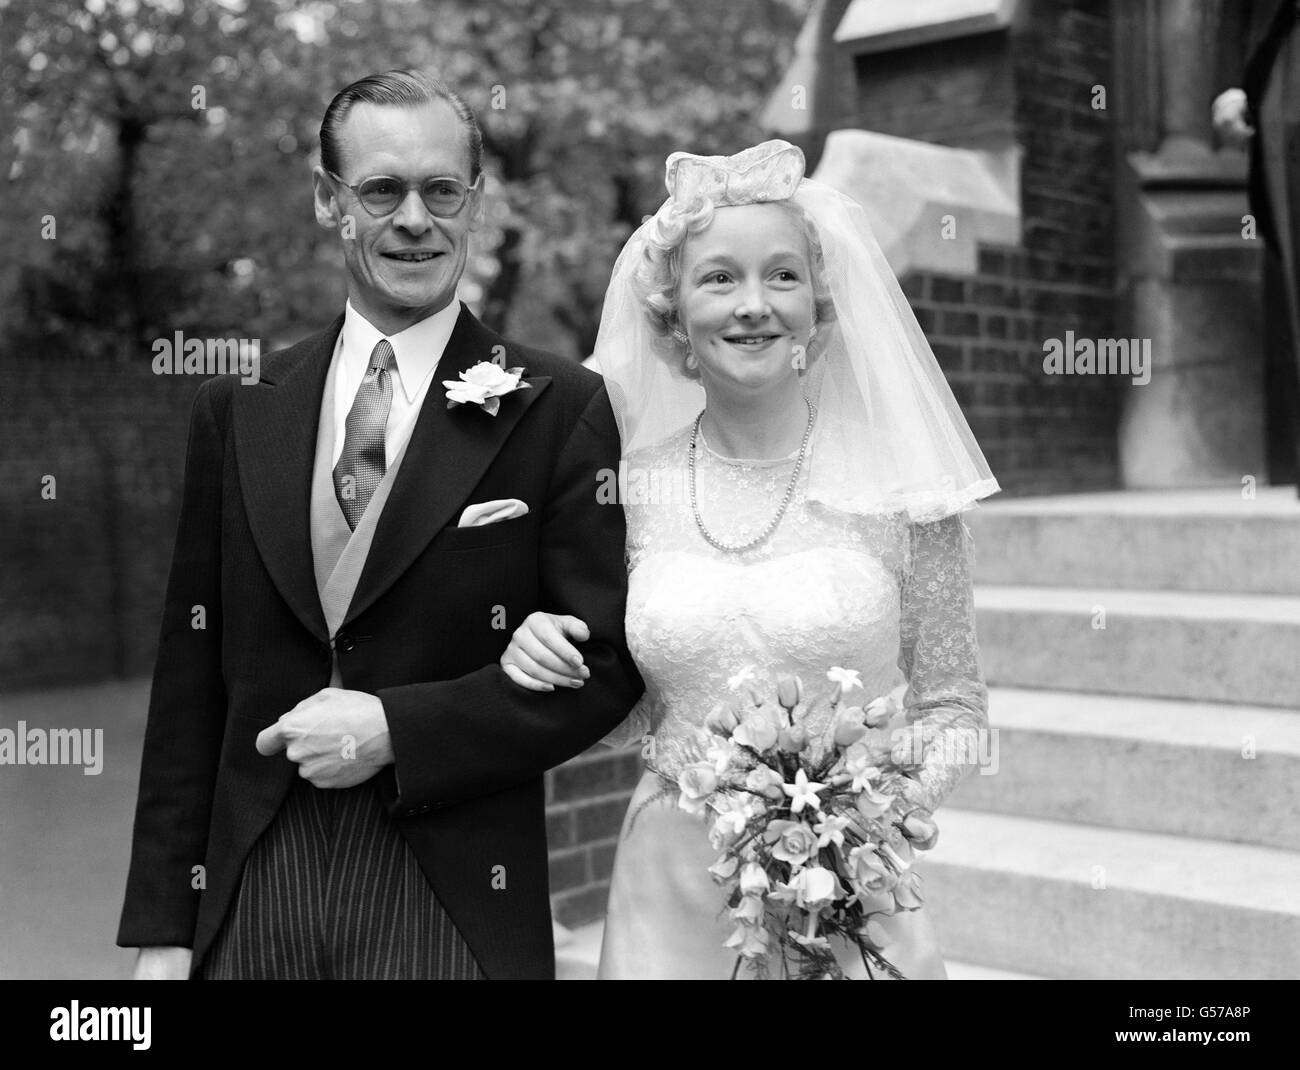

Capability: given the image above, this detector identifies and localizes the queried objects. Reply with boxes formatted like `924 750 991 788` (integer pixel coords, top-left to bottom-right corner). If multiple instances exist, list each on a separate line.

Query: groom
117 69 642 979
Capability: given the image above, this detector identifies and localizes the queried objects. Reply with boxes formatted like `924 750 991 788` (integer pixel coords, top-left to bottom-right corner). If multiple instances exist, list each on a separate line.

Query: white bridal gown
597 426 989 980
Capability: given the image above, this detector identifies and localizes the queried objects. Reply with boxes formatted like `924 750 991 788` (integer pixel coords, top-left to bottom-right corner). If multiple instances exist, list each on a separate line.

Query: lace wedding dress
597 426 990 980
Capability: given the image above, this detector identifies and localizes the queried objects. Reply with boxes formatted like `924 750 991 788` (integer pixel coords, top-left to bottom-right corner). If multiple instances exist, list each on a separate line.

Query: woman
501 141 999 979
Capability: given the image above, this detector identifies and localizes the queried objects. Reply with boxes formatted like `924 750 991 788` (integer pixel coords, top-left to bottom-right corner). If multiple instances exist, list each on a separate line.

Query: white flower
847 758 883 794
782 768 827 814
443 361 530 415
727 664 757 691
708 855 739 883
827 666 863 694
739 862 770 897
708 795 751 849
776 674 803 709
733 712 778 753
704 703 739 737
864 694 899 728
846 844 897 895
705 742 736 776
813 812 852 849
724 922 770 959
744 765 786 801
764 820 819 868
855 781 894 820
785 866 847 910
893 869 925 910
731 895 766 923
676 762 717 816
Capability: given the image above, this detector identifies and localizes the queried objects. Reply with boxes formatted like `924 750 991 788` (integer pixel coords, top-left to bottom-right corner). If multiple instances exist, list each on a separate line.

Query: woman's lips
723 333 783 350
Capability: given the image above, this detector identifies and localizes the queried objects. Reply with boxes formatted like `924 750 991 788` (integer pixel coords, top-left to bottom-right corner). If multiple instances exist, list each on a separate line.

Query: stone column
1116 0 1265 487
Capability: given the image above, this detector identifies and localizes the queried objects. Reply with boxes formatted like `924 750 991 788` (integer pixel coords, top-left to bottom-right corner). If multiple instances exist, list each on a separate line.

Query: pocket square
457 498 530 527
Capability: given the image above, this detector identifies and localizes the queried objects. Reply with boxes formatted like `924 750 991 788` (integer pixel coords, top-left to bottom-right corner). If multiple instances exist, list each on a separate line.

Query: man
117 69 642 979
1214 1 1300 490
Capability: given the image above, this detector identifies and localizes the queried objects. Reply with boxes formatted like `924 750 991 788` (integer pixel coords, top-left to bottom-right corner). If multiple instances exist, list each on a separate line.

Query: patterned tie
333 339 395 530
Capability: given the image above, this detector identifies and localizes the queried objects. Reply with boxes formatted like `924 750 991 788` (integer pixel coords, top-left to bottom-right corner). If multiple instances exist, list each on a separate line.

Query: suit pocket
433 513 536 551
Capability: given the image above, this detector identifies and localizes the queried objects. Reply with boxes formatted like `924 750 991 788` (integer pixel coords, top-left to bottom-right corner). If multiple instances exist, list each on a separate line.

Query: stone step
974 585 1300 707
967 487 1300 595
920 809 1300 979
949 688 1300 851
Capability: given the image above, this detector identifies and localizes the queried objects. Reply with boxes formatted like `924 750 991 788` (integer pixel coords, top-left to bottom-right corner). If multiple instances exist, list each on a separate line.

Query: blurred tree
0 0 806 359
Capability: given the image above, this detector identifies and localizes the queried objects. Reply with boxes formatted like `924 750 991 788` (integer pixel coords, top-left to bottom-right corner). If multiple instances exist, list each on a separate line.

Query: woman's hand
500 612 592 691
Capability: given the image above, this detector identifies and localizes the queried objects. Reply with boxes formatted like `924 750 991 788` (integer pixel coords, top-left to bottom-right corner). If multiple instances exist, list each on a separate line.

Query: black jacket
117 305 643 978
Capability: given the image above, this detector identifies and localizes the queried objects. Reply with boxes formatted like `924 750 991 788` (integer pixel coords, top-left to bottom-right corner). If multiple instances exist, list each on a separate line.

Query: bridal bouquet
676 667 939 980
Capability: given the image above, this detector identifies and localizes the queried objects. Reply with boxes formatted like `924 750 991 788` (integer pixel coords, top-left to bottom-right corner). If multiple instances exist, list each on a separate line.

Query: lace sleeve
883 512 989 814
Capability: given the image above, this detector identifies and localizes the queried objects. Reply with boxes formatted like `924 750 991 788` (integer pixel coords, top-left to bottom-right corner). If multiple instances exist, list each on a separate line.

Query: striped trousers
200 775 485 979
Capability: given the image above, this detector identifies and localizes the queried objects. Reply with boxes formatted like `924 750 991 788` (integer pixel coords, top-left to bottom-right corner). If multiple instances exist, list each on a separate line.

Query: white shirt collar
339 298 462 404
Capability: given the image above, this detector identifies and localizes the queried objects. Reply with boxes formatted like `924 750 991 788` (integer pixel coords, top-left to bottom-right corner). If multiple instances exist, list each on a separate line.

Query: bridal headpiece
593 139 999 523
664 140 804 206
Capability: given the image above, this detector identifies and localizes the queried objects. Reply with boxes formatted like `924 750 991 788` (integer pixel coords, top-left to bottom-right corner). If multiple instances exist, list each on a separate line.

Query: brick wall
850 0 1120 495
545 742 643 927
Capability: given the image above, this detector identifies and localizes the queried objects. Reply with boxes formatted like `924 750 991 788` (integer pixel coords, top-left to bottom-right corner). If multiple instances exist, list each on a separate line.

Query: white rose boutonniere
444 361 531 416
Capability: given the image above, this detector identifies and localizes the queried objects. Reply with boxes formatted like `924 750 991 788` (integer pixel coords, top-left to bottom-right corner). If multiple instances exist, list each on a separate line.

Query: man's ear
312 166 339 231
467 178 487 233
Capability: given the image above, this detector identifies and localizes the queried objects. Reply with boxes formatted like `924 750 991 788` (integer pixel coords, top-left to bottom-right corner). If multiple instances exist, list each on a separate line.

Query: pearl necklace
688 398 816 554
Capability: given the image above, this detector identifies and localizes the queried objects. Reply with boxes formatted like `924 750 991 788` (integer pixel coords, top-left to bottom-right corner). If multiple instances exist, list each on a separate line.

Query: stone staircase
925 486 1300 979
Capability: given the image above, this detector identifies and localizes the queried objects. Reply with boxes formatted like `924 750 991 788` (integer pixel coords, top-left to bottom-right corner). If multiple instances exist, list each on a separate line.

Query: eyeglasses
326 170 481 218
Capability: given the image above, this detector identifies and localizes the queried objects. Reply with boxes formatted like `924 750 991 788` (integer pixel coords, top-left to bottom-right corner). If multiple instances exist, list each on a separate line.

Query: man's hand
256 687 394 788
1212 88 1254 150
133 946 191 980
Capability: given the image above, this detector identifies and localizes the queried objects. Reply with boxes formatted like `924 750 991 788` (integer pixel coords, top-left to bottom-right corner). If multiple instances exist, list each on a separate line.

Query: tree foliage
0 0 806 359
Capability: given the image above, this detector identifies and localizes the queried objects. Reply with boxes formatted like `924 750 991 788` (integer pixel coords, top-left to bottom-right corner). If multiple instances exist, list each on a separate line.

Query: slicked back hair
319 69 483 181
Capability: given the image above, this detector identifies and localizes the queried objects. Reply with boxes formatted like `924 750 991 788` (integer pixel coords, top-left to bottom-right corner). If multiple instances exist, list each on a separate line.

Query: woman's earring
672 328 697 371
808 323 819 340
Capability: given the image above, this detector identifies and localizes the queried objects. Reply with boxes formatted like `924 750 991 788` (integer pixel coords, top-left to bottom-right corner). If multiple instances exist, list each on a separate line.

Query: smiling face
312 99 483 334
676 203 816 398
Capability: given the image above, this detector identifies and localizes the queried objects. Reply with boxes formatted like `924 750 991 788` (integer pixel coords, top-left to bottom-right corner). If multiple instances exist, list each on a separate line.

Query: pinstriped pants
200 776 485 979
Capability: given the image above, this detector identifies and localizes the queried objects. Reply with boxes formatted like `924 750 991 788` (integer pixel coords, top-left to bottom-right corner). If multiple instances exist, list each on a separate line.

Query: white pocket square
457 498 529 528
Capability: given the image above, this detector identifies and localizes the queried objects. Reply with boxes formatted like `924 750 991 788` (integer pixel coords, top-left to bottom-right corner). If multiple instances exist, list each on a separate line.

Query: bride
500 140 999 979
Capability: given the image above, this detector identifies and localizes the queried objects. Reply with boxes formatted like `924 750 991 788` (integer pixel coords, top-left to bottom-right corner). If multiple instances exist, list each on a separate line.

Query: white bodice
609 425 989 815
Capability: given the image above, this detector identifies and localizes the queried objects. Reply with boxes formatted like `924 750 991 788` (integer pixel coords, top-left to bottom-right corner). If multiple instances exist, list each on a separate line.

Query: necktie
333 339 395 530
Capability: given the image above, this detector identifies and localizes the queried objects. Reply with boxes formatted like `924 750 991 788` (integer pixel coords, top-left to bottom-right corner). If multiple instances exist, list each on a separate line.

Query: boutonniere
443 361 532 416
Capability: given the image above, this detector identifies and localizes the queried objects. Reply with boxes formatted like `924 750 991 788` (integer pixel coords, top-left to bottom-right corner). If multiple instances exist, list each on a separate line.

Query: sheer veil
591 140 999 523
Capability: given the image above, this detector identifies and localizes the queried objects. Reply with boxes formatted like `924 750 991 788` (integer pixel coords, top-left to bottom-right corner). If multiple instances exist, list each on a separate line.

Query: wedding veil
591 140 999 522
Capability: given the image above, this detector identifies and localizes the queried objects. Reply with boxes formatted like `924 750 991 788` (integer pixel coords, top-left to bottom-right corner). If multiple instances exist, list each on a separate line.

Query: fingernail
570 655 583 666
570 679 584 688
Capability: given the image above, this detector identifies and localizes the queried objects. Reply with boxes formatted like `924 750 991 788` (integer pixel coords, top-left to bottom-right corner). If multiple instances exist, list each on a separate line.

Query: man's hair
319 69 483 181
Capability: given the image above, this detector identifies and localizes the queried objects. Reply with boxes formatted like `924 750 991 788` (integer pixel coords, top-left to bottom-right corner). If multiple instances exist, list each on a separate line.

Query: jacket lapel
342 305 551 627
232 315 342 643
